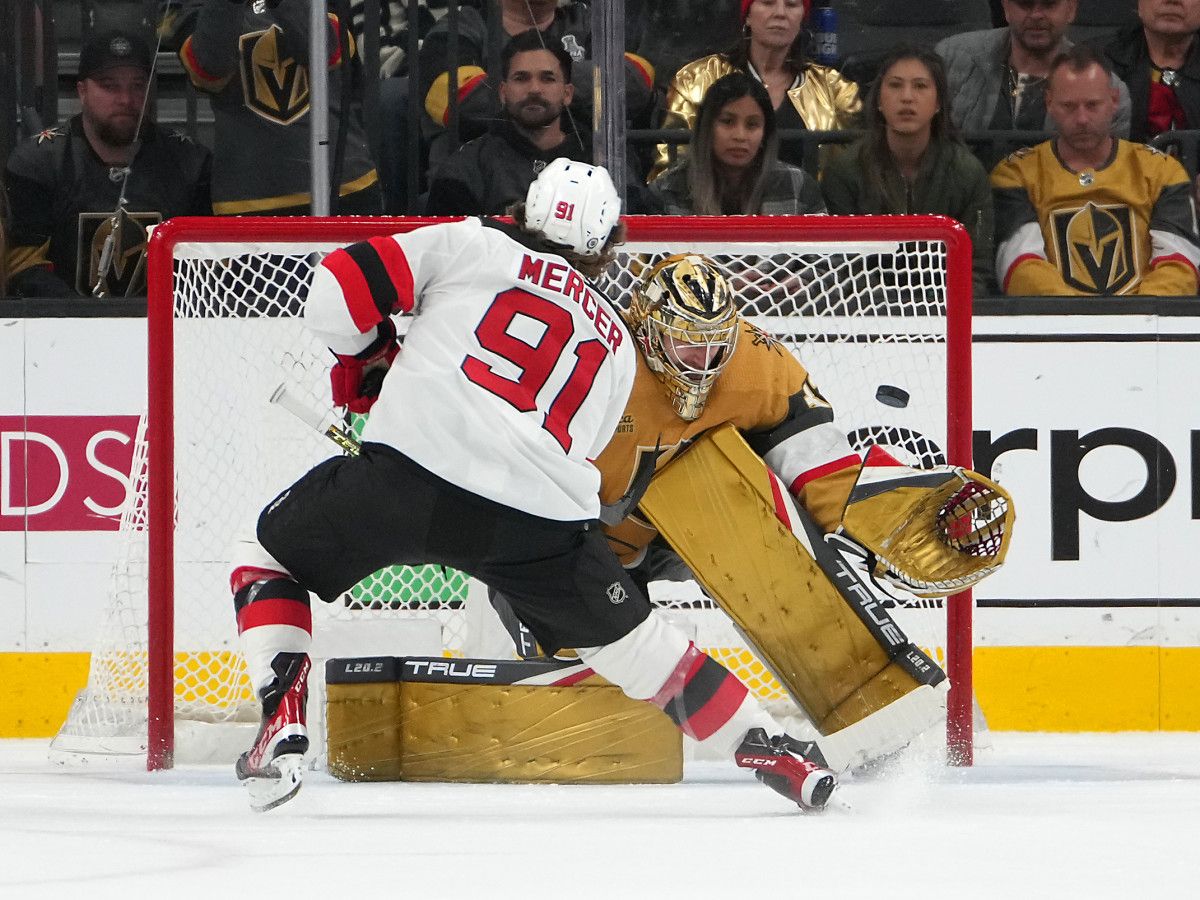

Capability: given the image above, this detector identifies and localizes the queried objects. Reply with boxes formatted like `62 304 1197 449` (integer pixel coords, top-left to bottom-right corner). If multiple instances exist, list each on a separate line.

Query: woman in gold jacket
649 0 861 181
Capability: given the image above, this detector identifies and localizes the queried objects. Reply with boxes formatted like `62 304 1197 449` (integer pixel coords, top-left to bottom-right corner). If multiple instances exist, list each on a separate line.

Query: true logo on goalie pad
831 558 906 648
404 660 500 680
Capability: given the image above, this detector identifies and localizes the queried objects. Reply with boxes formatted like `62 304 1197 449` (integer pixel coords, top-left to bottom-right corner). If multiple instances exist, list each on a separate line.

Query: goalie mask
629 254 739 420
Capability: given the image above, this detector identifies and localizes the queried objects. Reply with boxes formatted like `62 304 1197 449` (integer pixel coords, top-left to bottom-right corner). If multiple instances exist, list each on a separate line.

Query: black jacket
1101 23 1200 144
5 116 212 297
424 119 590 216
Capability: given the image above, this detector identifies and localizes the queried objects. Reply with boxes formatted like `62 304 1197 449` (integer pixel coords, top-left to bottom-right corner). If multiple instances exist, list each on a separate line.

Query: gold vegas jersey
594 319 860 566
992 139 1200 296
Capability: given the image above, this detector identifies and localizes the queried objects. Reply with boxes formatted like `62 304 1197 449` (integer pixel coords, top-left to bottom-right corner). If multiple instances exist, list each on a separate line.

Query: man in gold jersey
992 44 1200 296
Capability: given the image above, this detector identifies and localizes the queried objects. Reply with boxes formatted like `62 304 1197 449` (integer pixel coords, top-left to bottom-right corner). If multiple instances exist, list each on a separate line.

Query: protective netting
51 218 966 763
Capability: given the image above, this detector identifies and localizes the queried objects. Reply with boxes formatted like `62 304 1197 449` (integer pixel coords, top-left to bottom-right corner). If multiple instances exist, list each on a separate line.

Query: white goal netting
51 215 971 766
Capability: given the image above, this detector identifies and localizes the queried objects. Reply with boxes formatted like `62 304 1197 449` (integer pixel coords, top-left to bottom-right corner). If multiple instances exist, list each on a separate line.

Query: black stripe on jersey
745 391 835 457
344 241 400 320
660 655 729 728
233 577 310 614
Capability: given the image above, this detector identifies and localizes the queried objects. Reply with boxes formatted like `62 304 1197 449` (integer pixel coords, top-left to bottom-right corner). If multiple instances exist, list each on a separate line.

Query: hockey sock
232 566 313 693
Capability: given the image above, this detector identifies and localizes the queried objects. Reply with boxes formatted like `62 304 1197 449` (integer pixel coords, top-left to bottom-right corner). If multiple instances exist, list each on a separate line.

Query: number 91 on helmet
628 254 740 421
523 159 622 257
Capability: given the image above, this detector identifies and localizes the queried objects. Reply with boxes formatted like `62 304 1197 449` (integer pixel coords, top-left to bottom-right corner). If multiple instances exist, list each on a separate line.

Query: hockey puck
875 385 910 408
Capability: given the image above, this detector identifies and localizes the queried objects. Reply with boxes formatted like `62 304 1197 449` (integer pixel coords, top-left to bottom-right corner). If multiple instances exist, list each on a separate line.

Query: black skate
235 652 310 812
734 728 838 812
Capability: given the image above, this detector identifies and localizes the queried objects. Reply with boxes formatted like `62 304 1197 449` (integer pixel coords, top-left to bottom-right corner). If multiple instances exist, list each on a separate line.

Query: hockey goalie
493 253 1014 773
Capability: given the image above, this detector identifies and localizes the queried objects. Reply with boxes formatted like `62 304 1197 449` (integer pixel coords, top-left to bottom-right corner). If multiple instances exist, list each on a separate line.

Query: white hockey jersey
305 217 636 521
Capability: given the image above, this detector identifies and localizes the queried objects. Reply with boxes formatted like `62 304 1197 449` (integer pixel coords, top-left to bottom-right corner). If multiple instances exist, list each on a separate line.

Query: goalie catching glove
833 447 1015 598
330 318 400 413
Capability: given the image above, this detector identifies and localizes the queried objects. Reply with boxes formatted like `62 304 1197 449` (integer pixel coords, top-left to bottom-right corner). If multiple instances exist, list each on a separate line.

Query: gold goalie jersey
991 139 1200 296
594 318 861 566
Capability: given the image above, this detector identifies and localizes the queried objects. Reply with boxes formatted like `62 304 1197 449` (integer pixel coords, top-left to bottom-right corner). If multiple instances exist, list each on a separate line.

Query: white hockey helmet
523 159 622 257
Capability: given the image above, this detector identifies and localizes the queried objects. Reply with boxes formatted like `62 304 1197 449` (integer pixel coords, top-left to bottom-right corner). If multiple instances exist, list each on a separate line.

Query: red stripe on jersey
681 672 748 741
863 445 903 467
230 565 289 593
624 52 654 89
368 236 416 313
768 470 792 528
440 73 488 126
327 13 343 67
181 37 223 86
1002 253 1043 292
1150 252 1200 280
322 249 382 332
789 453 861 494
236 597 313 635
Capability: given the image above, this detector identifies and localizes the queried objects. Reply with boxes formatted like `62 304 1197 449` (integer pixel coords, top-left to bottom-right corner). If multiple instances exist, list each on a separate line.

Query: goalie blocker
639 425 1013 772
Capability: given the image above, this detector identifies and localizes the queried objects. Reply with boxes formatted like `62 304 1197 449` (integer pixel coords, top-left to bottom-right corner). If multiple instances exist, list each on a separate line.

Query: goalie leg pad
639 424 945 744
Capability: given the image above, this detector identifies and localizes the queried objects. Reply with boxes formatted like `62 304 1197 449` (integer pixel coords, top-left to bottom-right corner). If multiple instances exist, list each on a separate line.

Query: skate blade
244 754 304 813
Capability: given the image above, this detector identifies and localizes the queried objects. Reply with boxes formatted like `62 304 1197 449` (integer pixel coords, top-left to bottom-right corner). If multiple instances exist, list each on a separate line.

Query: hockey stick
269 383 362 456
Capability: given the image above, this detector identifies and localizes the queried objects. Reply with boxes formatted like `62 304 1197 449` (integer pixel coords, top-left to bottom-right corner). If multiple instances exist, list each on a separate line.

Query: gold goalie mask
628 254 739 420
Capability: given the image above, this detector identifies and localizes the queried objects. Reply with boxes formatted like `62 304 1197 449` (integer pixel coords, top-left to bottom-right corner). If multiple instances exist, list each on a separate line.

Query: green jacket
822 139 995 296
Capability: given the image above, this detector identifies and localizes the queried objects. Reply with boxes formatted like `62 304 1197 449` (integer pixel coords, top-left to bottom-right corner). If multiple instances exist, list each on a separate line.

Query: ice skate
235 652 310 812
734 727 838 812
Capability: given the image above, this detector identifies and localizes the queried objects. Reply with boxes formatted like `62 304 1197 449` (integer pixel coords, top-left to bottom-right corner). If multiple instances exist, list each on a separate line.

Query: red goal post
132 215 971 770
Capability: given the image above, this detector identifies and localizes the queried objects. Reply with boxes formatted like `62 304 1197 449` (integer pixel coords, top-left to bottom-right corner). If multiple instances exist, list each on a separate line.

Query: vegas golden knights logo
1051 202 1137 294
240 26 310 125
77 209 161 297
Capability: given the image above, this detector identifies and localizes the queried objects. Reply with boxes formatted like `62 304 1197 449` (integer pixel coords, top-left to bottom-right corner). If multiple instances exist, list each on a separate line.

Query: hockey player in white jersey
229 159 837 813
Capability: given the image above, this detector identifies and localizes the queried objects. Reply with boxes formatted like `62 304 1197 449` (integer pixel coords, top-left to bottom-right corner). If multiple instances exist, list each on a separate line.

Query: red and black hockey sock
648 643 749 742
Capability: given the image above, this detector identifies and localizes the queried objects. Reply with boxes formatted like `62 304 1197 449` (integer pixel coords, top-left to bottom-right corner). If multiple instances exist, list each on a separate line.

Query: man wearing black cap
4 29 212 298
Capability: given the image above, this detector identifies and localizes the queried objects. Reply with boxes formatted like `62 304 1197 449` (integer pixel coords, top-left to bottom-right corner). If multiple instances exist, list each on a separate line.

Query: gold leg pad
328 679 682 784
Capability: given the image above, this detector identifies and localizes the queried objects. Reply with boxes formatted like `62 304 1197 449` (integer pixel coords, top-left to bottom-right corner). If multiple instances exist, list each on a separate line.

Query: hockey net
50 215 973 769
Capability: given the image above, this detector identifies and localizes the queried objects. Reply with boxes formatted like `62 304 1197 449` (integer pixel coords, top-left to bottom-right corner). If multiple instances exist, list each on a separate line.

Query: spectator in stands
649 0 861 182
992 45 1200 296
647 72 825 214
424 31 589 215
380 0 654 214
420 2 653 159
4 29 211 298
165 0 381 215
936 0 1131 139
822 48 996 296
1100 0 1200 143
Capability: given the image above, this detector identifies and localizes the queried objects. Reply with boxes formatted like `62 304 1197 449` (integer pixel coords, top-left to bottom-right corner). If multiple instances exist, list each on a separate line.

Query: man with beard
4 30 211 298
936 0 1131 164
425 30 591 215
992 44 1200 296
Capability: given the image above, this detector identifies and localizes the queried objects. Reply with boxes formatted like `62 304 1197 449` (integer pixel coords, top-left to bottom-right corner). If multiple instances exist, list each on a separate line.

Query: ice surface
3 733 1198 899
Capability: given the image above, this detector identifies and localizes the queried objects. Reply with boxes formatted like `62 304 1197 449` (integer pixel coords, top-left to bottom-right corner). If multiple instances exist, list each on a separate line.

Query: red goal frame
145 215 975 771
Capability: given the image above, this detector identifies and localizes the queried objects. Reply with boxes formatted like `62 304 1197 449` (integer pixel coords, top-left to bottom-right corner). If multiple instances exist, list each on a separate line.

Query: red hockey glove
330 318 400 414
